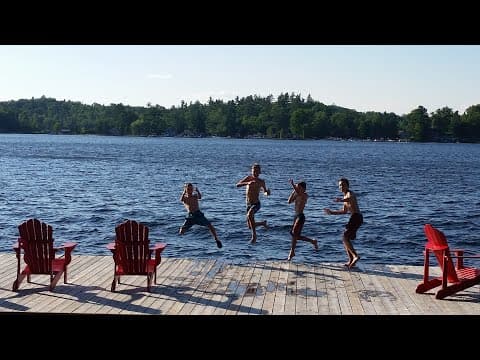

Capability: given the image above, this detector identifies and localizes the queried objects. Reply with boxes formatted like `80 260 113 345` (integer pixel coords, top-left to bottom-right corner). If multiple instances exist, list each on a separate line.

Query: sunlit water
1 134 479 266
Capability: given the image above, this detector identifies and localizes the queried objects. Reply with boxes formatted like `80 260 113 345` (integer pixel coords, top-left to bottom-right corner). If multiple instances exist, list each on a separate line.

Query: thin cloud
147 73 173 79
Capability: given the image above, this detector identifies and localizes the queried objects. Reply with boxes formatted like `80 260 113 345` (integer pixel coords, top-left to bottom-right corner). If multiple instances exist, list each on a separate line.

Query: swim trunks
180 210 211 231
291 212 305 236
344 213 363 240
246 202 261 214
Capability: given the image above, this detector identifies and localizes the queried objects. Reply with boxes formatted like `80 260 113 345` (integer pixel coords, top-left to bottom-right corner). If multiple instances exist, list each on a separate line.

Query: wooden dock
1 253 479 315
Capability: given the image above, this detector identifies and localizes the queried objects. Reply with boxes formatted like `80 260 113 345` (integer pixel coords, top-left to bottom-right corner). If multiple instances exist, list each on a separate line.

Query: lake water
1 134 479 266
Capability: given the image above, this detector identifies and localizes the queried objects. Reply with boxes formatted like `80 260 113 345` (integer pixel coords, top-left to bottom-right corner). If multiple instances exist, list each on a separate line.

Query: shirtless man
179 183 222 249
236 163 270 244
324 177 363 268
287 179 318 261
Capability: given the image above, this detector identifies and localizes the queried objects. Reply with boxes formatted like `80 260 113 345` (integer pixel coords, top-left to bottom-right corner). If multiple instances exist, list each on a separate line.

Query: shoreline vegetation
34 133 416 143
1 94 479 143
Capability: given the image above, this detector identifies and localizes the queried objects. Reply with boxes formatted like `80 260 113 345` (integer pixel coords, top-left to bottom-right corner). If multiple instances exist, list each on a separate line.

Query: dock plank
177 259 217 315
162 259 208 315
272 261 290 314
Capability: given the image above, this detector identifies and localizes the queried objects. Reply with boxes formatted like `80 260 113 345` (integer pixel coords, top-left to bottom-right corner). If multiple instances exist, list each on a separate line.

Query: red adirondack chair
107 220 167 292
416 224 480 299
13 218 77 291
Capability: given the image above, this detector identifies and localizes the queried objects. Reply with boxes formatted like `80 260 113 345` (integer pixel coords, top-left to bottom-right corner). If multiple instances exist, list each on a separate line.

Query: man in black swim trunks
236 163 270 244
179 183 222 248
287 179 318 261
324 177 363 268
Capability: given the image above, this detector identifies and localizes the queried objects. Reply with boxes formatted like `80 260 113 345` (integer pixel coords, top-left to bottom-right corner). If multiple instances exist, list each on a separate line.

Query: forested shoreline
1 93 479 142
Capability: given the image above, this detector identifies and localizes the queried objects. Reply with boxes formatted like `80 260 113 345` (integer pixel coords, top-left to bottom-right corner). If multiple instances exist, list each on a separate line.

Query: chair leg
50 271 63 291
12 273 27 291
436 286 458 300
416 278 442 294
147 274 152 292
436 282 471 300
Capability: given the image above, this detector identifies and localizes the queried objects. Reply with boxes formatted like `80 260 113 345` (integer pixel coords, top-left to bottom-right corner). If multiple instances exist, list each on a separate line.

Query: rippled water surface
1 134 479 266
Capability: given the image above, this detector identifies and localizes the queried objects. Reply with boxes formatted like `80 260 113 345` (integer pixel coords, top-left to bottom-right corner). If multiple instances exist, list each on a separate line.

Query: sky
1 45 479 116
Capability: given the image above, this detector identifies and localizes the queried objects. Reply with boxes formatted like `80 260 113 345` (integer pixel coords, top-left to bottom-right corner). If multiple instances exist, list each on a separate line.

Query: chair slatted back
18 219 54 274
115 220 150 274
424 224 459 283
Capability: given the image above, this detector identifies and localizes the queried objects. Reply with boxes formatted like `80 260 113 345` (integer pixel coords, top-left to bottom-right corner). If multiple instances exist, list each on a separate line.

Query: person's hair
185 182 193 188
252 163 261 174
339 178 349 187
298 181 306 190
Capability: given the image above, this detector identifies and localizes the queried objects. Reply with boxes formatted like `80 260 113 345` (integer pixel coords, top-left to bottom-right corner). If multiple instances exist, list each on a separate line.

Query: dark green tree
404 106 430 141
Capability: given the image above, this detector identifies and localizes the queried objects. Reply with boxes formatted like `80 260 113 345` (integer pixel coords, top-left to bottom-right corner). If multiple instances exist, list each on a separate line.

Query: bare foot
312 239 318 251
287 250 295 261
249 237 257 244
344 262 351 267
216 240 223 248
262 221 269 229
349 256 360 268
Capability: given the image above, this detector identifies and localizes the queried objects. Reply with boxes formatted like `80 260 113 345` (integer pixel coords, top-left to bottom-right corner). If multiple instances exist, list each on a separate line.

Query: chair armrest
458 249 479 256
62 242 77 249
449 248 480 259
449 255 480 259
150 243 167 252
54 242 77 252
151 243 167 265
52 242 77 264
13 241 20 258
13 237 24 251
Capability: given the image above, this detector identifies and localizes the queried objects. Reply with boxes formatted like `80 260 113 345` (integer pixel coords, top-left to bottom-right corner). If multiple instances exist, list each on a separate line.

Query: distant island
1 94 479 142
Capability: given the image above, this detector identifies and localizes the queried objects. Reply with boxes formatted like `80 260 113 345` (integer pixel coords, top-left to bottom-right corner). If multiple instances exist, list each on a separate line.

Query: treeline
0 94 479 142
